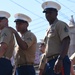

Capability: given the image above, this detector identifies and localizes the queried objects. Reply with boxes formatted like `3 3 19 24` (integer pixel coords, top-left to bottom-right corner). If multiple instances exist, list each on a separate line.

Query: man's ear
26 22 29 27
4 18 8 23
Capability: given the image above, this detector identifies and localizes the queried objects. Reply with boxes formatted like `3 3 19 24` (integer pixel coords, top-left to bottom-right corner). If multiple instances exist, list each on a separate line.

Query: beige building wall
68 15 75 57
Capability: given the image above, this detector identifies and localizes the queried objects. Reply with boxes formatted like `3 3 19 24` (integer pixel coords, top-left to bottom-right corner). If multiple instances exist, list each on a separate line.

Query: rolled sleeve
56 22 69 41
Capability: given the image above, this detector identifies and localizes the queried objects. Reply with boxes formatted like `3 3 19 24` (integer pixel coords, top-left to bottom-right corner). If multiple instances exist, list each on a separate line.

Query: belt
47 54 59 61
1 56 10 60
17 63 34 67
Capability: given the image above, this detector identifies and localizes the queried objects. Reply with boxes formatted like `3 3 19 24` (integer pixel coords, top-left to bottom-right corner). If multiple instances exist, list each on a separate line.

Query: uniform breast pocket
48 32 55 38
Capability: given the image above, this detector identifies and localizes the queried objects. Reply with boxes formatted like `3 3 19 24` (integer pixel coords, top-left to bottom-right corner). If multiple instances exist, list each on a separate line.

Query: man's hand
54 59 63 74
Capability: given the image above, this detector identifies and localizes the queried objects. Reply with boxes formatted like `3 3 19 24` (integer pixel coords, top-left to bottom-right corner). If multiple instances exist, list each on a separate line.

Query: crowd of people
0 1 75 75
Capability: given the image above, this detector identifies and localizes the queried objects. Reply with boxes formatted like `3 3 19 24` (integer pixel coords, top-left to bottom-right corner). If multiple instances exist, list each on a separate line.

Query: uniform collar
50 18 58 26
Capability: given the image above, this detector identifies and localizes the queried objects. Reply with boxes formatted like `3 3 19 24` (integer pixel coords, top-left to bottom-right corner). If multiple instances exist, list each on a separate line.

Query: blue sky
0 0 75 42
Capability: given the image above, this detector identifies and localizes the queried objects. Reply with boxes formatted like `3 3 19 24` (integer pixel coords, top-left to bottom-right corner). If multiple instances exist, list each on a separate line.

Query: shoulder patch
27 38 32 41
64 26 68 32
2 33 7 36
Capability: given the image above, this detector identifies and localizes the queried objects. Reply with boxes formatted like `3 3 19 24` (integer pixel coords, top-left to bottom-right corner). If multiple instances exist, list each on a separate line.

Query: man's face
15 21 28 32
39 43 45 53
0 18 6 30
45 10 57 22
